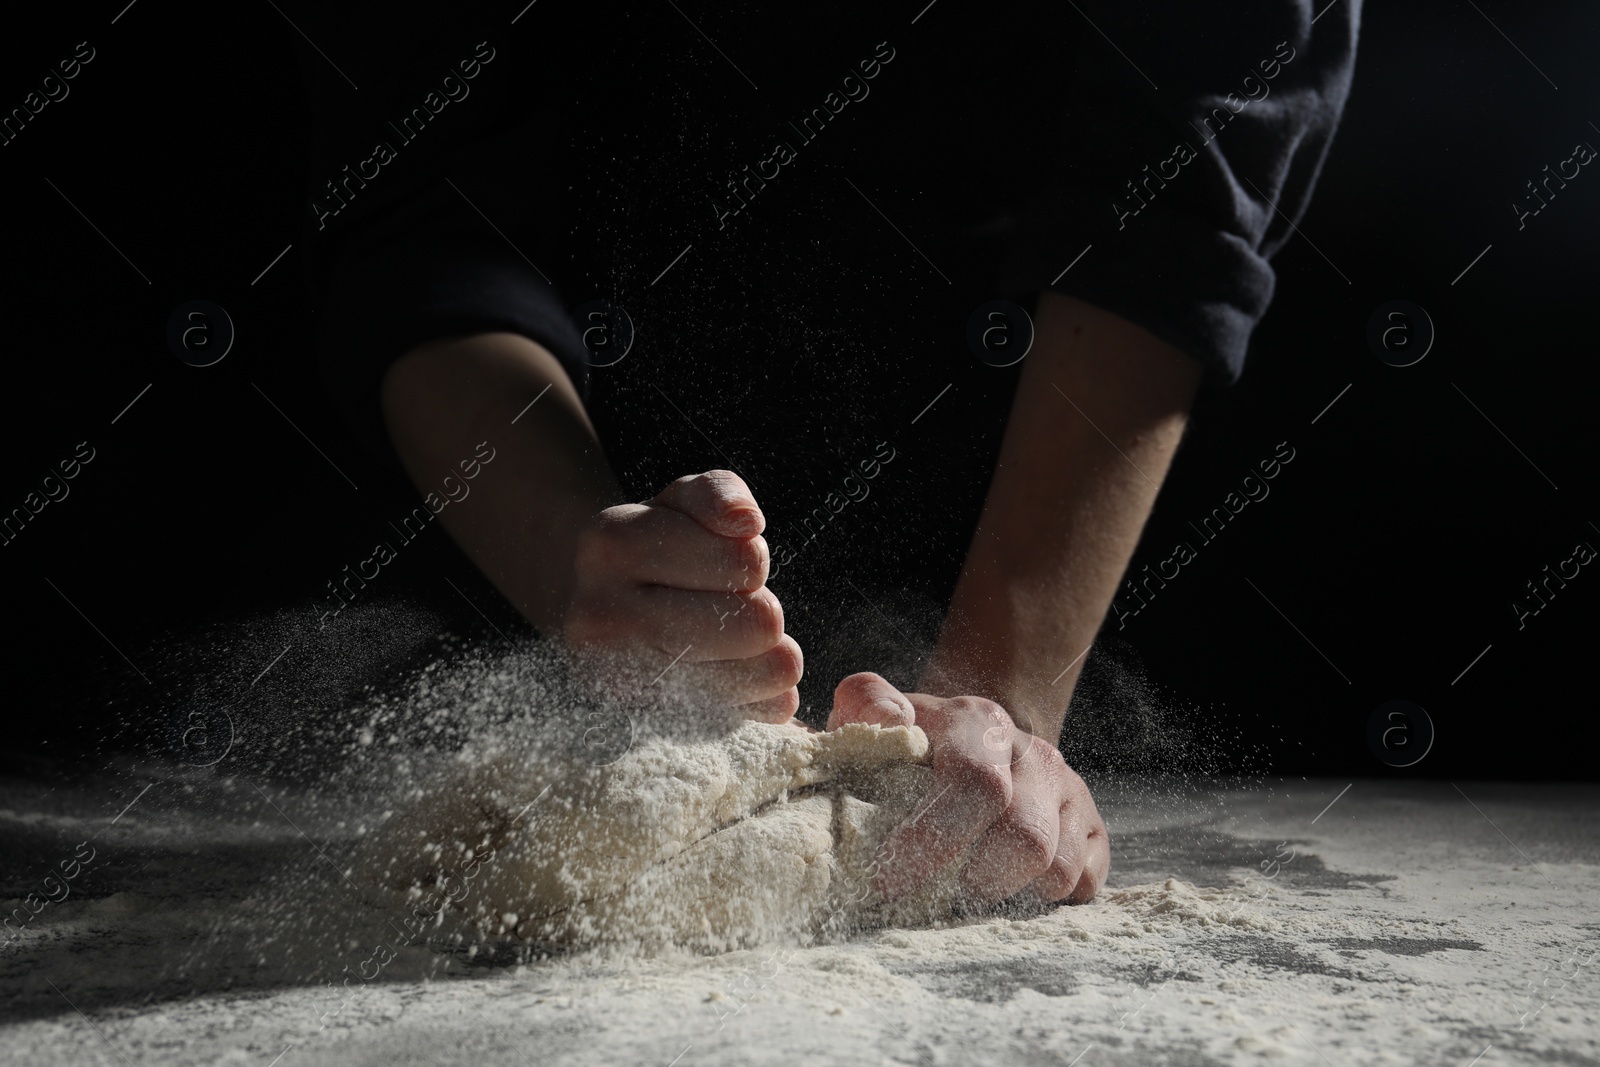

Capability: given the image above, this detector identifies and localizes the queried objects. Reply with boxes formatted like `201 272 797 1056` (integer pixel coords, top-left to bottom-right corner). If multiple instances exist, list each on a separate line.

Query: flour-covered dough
360 719 963 950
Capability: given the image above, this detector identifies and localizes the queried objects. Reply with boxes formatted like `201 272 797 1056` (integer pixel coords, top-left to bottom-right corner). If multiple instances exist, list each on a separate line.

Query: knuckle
599 502 644 526
749 687 799 723
665 474 701 495
1063 765 1103 822
1023 737 1067 783
740 588 785 646
1026 734 1061 763
1069 866 1101 904
582 509 637 568
958 761 1012 816
953 696 1014 735
835 671 889 699
700 469 743 493
950 695 1004 718
1005 820 1056 872
730 535 769 586
1061 760 1087 790
766 637 804 689
1043 858 1083 902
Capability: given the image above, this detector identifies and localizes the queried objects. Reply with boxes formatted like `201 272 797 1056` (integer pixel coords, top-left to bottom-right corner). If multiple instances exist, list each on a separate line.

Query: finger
1028 773 1111 904
875 748 1013 900
591 505 768 592
905 694 1019 769
1068 824 1111 904
635 585 785 661
651 471 764 539
827 672 914 730
959 737 1064 902
678 635 804 706
735 686 799 725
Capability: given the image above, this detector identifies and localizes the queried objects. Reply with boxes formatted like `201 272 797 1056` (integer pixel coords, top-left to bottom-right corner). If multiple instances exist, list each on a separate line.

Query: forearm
380 331 622 634
919 294 1201 740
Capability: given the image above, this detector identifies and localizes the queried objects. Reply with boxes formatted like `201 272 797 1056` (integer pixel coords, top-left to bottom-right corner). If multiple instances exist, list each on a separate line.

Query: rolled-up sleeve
999 0 1362 382
314 185 591 462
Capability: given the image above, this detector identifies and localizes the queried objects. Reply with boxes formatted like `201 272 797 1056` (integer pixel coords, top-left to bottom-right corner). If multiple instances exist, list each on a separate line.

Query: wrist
382 332 620 636
919 639 1067 742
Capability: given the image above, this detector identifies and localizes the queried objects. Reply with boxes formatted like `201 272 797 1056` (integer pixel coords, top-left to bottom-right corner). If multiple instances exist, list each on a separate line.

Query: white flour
2 626 1595 1065
2 770 1596 1066
359 719 968 951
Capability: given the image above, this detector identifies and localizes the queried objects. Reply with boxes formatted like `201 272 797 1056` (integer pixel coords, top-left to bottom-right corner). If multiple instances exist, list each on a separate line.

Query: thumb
827 672 915 730
652 470 764 539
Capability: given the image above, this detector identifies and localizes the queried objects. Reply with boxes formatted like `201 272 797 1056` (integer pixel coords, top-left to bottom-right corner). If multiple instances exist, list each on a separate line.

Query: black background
0 1 1594 780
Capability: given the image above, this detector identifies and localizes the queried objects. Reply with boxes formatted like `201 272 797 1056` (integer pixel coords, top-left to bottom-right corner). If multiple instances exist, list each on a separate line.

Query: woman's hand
828 672 1108 904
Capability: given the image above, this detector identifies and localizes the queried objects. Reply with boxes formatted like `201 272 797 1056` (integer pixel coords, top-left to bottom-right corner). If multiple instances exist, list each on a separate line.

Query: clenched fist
563 470 802 722
829 672 1108 904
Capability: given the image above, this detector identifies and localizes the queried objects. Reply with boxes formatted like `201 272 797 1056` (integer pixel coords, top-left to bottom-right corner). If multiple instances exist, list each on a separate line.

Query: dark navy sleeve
291 5 590 462
999 0 1362 382
313 185 591 463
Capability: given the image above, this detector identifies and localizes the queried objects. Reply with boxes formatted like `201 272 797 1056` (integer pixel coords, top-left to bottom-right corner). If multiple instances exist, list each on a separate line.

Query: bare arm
920 292 1202 740
837 293 1201 907
381 332 620 632
380 332 801 718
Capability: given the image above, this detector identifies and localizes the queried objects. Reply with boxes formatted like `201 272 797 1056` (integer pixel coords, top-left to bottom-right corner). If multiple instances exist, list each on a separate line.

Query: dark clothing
294 2 1361 708
315 188 591 459
301 1 1360 459
296 12 590 459
998 4 1362 380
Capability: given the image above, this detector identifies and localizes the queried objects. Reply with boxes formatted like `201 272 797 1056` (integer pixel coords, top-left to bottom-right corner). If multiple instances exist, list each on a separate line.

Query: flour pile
357 717 966 951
